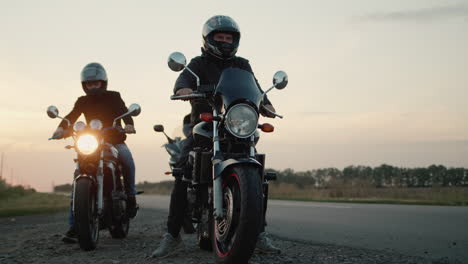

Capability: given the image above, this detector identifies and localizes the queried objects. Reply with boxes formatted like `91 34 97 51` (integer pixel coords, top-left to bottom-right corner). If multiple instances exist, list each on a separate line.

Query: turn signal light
260 123 275 133
200 112 214 122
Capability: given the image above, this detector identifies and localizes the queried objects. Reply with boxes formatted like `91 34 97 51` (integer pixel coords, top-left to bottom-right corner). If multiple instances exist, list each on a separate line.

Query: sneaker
62 227 77 244
151 233 184 258
256 232 281 254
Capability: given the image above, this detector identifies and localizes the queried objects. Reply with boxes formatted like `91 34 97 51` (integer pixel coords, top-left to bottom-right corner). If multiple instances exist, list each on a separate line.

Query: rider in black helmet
202 15 241 60
52 62 139 243
152 15 280 259
80 62 109 94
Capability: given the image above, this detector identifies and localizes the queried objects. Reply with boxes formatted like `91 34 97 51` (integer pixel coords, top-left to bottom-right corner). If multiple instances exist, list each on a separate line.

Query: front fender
213 158 262 179
72 174 96 213
74 174 96 184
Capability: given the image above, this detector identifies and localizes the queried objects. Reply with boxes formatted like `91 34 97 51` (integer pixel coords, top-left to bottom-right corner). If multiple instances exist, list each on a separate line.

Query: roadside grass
60 180 468 206
0 192 69 217
269 196 468 206
268 183 468 206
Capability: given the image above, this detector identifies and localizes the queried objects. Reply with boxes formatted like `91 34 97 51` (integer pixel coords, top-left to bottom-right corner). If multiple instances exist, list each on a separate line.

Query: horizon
1 0 467 192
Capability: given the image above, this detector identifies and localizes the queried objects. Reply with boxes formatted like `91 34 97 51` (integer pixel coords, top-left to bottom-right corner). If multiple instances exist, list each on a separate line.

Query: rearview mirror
47 105 59 119
153 124 164 132
168 52 187 72
273 71 288 90
128 104 141 116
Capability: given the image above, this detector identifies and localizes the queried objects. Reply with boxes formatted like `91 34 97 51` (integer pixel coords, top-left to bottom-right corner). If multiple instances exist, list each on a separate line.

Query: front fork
97 154 104 216
212 110 258 219
71 151 105 217
212 109 224 219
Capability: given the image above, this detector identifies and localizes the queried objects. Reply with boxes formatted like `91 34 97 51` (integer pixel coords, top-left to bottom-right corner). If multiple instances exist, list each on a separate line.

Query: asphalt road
138 195 468 263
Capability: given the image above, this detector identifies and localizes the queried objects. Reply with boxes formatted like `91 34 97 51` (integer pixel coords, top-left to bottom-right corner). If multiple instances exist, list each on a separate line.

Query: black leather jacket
174 50 272 125
58 91 133 143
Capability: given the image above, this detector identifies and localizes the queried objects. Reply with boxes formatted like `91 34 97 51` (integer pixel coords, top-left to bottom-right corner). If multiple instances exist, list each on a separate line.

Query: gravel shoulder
0 209 460 264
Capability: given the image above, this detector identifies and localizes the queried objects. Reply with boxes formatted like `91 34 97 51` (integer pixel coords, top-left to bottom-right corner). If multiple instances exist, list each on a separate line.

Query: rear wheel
198 208 213 251
213 166 263 264
197 184 212 251
108 193 130 239
74 178 99 251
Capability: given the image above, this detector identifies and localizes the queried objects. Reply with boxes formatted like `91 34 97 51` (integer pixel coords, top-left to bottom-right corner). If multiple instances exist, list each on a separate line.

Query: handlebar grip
170 94 206 100
48 134 62 140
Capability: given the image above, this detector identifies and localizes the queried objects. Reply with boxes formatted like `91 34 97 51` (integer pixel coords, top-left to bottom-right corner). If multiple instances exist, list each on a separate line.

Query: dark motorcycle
46 104 141 251
153 123 186 169
164 52 287 263
153 120 197 234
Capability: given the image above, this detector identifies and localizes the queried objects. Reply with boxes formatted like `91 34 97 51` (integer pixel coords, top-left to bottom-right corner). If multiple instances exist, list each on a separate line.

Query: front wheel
74 178 99 251
213 165 263 264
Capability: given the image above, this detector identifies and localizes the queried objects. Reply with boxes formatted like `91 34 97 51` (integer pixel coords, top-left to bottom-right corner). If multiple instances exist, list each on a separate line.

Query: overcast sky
1 0 467 191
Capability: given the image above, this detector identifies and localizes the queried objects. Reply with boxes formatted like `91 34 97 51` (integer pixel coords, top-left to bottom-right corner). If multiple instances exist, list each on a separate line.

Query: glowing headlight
76 134 99 155
89 119 103 130
225 104 258 138
73 121 86 132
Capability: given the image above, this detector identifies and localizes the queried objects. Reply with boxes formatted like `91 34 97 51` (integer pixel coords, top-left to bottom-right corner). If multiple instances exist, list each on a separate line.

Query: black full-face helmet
202 15 240 60
81 62 108 95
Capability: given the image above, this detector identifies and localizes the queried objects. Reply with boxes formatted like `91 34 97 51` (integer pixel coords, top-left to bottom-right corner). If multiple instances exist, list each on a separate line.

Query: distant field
268 183 468 206
133 181 468 206
0 193 69 217
52 178 468 206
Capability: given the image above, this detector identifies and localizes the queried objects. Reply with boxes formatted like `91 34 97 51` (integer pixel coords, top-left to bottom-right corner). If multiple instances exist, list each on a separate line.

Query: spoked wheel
213 166 263 264
75 178 99 251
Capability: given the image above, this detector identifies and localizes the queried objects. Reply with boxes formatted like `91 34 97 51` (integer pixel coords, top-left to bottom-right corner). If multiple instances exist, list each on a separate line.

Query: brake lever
262 106 284 119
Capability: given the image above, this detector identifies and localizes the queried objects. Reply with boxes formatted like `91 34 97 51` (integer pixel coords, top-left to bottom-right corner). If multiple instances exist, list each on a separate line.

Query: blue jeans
115 143 137 196
68 143 136 227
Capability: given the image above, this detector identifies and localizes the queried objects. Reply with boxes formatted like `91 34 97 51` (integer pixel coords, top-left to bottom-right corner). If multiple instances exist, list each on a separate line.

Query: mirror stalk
58 116 71 127
184 66 200 87
262 85 276 98
163 132 175 144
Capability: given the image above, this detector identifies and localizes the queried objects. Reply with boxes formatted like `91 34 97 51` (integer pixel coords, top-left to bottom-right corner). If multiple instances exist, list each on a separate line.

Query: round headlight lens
73 121 86 132
225 104 258 138
76 134 99 155
89 119 103 130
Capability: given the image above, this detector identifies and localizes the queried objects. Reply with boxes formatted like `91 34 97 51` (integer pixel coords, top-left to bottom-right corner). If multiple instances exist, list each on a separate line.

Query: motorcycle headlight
225 104 258 138
76 134 99 155
89 119 103 130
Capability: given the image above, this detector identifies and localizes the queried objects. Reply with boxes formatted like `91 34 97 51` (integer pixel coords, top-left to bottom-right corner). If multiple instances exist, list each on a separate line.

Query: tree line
53 164 468 192
267 164 468 188
0 178 36 199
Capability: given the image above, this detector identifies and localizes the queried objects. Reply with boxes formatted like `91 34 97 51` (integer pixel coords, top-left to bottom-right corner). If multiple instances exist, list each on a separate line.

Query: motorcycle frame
71 138 125 220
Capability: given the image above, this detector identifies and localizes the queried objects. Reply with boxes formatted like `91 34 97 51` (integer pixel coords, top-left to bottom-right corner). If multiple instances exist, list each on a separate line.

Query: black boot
127 194 139 219
62 227 77 244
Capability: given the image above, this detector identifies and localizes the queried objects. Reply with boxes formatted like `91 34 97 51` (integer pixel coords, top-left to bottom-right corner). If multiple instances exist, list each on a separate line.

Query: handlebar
170 93 206 100
48 126 134 141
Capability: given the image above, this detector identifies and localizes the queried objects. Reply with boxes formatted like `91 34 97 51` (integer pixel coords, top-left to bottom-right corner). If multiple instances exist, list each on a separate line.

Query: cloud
357 4 468 22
